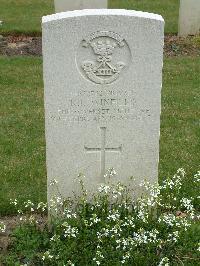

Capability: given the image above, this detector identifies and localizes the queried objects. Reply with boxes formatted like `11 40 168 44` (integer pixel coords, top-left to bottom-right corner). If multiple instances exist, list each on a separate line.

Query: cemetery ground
0 55 199 215
0 1 200 265
0 56 200 265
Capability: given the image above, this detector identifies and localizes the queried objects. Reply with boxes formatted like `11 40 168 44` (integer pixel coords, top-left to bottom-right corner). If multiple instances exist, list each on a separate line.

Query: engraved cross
84 127 122 181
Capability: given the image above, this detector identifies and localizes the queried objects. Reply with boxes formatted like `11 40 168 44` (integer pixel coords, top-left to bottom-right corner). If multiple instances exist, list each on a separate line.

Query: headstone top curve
43 4 165 205
42 9 164 24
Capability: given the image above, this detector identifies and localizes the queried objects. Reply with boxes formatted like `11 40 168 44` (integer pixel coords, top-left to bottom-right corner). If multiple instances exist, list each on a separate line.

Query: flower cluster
3 169 199 266
158 213 191 230
62 222 79 238
180 197 195 218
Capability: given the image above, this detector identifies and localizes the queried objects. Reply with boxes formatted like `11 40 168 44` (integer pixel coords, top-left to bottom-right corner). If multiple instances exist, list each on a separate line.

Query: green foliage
176 223 200 264
9 224 48 264
1 170 200 265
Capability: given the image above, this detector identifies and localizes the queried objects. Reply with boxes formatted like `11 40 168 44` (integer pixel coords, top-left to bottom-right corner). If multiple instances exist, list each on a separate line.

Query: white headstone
178 0 200 36
42 9 164 203
54 0 108 13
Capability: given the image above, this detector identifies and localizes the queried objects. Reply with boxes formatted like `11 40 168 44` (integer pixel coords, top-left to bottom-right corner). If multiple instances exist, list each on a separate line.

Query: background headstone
54 0 108 13
42 9 164 203
178 0 200 36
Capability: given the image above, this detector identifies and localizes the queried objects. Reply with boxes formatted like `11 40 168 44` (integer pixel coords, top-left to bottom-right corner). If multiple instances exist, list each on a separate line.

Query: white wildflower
24 200 34 208
98 184 110 194
56 196 63 205
0 221 6 233
158 257 170 266
37 202 47 212
136 201 149 223
67 260 75 266
49 196 63 211
177 168 186 176
162 169 184 190
104 167 117 178
121 252 130 264
62 222 79 238
133 229 159 245
159 213 190 231
10 198 18 206
90 213 101 225
139 180 151 189
122 216 135 228
112 185 125 198
93 258 101 265
107 210 120 221
194 171 200 183
49 179 58 186
117 183 125 192
42 251 53 261
167 231 179 243
180 198 195 218
96 250 104 259
50 234 60 242
63 209 77 219
158 214 176 227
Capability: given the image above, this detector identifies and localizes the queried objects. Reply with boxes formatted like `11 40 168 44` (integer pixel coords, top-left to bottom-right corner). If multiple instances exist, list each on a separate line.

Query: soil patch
164 35 200 57
0 35 200 57
0 36 42 56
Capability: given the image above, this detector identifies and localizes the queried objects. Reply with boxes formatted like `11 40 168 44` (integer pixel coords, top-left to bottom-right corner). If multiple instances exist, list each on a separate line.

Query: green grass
109 0 180 33
0 57 46 215
160 57 200 204
160 58 200 174
0 0 54 35
0 0 179 35
0 56 199 215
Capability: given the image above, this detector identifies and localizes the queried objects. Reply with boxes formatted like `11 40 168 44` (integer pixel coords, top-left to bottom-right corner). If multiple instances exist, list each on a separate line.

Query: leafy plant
1 169 200 265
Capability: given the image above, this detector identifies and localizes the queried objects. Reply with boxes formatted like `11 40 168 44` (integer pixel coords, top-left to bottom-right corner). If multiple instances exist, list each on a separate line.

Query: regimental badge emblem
77 31 131 84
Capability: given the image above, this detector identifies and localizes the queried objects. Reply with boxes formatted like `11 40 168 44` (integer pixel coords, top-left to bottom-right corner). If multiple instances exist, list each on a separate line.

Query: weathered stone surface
54 0 107 13
179 0 200 36
42 9 164 202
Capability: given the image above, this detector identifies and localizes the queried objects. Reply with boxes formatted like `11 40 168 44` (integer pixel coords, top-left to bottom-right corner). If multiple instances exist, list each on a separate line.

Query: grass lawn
0 57 46 215
0 0 179 34
0 0 54 35
110 0 180 33
0 56 199 215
